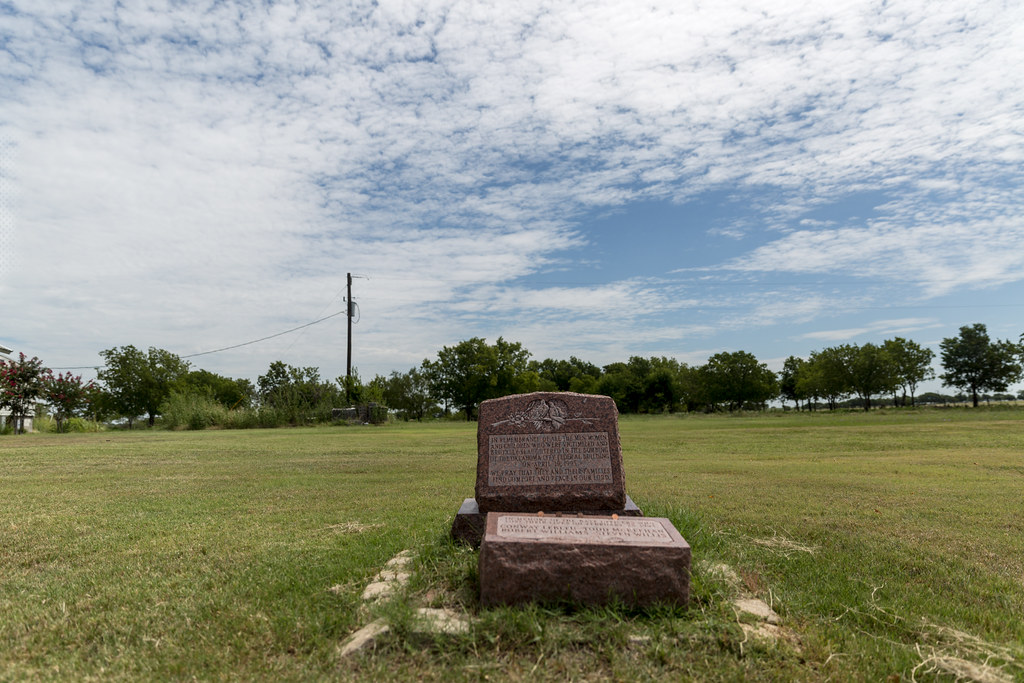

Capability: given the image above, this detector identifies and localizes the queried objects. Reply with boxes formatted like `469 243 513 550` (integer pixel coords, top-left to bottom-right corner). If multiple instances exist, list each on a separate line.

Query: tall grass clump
160 390 228 430
258 384 341 426
34 416 103 433
160 385 384 430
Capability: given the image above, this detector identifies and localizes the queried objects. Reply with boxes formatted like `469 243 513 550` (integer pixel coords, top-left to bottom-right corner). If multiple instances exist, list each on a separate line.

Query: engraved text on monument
487 432 613 487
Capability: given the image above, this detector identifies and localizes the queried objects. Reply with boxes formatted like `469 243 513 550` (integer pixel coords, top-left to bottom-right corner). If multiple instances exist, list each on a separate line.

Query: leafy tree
259 361 339 422
883 337 935 407
180 369 254 409
531 357 602 392
594 356 694 413
0 352 48 434
491 337 533 397
98 346 190 428
846 343 898 412
778 356 808 410
362 374 387 405
338 369 365 405
700 350 778 412
675 363 705 412
799 347 851 410
568 374 600 395
262 361 318 404
43 372 93 432
598 360 646 413
97 345 149 428
639 360 681 414
83 382 115 423
379 368 435 421
422 337 494 420
422 337 532 420
940 324 1023 407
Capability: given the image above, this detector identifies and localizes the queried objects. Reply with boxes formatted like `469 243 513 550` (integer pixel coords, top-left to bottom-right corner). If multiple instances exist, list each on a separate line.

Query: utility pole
346 272 353 403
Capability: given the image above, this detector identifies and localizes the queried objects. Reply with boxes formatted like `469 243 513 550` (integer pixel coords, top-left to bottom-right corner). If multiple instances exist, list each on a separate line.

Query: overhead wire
50 308 348 370
182 309 348 359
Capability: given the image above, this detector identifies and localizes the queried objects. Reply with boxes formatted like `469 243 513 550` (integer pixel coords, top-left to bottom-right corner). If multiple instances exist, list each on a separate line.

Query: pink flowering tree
0 353 48 435
43 371 93 432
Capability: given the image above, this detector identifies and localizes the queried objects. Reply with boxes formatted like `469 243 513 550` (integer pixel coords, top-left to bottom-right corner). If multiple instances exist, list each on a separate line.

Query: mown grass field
2 410 1023 681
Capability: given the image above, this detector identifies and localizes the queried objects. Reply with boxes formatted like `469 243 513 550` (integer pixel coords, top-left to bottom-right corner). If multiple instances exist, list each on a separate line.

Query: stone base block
479 512 690 608
450 496 643 547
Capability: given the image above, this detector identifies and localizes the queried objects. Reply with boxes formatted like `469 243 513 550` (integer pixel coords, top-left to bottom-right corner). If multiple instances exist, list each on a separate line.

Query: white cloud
723 218 1024 296
2 0 1023 380
800 318 941 344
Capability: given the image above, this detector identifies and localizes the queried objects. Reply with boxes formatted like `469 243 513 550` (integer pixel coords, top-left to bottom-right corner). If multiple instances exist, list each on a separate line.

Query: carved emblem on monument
492 398 591 432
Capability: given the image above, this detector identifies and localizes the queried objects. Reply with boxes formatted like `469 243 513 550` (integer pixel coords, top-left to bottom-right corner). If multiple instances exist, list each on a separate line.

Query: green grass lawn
2 410 1023 681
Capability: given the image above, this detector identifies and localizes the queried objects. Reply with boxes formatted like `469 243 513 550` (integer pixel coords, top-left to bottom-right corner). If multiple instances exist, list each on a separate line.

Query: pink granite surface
479 512 691 607
475 392 626 513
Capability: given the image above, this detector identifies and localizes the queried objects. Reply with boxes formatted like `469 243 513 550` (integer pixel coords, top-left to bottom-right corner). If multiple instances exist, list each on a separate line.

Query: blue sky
2 0 1023 394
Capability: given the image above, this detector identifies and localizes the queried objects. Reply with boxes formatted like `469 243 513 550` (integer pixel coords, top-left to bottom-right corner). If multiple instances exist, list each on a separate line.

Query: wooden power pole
346 272 353 402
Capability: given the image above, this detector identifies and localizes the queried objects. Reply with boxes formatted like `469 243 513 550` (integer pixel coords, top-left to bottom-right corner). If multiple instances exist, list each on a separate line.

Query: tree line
2 323 1022 432
373 323 1024 419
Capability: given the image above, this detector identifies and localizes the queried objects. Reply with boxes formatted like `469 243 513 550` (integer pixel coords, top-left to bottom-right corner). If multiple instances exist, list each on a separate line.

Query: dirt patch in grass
913 619 1024 683
748 533 819 557
322 522 384 534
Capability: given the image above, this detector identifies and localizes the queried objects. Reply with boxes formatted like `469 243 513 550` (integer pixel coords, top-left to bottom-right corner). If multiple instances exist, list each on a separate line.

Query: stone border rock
359 550 414 601
734 597 781 625
339 549 476 660
340 552 803 662
696 558 799 651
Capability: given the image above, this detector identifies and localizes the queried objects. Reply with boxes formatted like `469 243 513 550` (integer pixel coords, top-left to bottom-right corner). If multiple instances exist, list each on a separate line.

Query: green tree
258 361 339 423
799 347 851 410
492 337 533 396
940 324 1024 407
423 337 492 420
98 346 190 428
847 343 898 412
43 371 93 432
778 356 808 410
882 337 935 407
531 356 602 392
261 361 319 405
422 337 532 420
96 346 147 428
379 368 435 421
675 363 705 412
597 356 693 413
640 357 689 413
568 373 600 395
180 369 254 409
700 351 778 412
83 382 114 423
598 360 645 413
0 352 48 434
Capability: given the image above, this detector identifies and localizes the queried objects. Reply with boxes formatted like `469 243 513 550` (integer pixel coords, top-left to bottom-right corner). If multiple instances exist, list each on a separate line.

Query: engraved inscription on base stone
488 432 613 487
496 516 674 543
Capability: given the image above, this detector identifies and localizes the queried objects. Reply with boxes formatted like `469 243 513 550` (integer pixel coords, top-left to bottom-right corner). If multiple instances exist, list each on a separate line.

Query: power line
182 309 348 359
50 309 348 370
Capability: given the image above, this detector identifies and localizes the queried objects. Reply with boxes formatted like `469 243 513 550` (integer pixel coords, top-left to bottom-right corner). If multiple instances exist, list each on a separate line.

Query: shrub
66 417 99 432
35 416 57 433
160 391 227 430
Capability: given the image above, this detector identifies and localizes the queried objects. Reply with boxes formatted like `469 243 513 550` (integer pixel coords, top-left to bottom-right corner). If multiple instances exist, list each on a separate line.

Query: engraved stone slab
449 496 644 547
495 515 672 542
475 392 625 513
479 513 690 608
